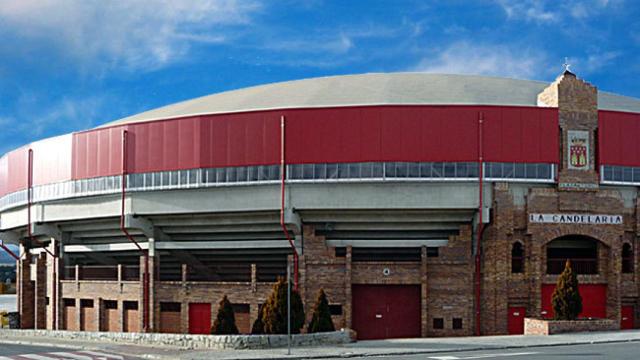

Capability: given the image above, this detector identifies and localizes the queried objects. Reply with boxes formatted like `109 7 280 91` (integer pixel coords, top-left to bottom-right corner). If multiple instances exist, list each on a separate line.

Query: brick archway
540 225 618 249
528 224 624 323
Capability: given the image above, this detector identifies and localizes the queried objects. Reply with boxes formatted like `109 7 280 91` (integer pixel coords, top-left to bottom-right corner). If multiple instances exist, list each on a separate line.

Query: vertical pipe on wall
119 130 150 332
280 116 299 290
475 112 484 336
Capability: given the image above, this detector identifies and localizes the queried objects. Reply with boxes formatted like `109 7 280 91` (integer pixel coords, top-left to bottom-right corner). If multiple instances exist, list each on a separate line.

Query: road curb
0 336 639 360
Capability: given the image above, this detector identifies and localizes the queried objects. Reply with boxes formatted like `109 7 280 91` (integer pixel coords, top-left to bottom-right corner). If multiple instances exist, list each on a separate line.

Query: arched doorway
541 235 607 319
546 235 599 275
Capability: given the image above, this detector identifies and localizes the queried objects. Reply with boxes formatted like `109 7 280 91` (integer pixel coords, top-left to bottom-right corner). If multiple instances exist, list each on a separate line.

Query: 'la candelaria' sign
529 213 622 225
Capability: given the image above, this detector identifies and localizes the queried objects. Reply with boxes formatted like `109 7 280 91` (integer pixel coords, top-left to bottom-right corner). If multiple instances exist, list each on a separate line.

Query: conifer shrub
251 304 265 334
211 295 239 334
307 289 335 333
262 277 305 334
551 260 583 320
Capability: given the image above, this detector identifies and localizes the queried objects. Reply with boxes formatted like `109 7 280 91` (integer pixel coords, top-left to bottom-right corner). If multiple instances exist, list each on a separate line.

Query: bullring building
1 71 639 339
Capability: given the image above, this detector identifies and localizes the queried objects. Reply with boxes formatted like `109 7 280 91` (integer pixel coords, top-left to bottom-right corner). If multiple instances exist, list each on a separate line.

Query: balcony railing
61 265 140 281
547 258 598 275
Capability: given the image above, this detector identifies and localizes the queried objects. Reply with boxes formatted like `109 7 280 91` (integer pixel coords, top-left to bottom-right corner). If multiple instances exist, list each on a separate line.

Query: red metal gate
541 284 607 319
352 285 421 340
508 306 526 334
189 303 211 334
621 305 635 329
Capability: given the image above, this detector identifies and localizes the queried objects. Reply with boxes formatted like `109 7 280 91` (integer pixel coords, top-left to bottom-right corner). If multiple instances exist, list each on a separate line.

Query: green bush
307 289 335 333
551 260 583 320
211 295 239 335
262 277 305 334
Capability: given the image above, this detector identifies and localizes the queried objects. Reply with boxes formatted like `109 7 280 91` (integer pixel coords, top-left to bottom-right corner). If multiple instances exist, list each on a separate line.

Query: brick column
530 238 544 318
18 246 34 329
344 246 352 329
35 253 47 329
97 297 103 331
75 298 81 330
421 246 428 337
118 300 124 332
181 264 188 333
251 264 257 293
609 238 622 325
148 255 156 332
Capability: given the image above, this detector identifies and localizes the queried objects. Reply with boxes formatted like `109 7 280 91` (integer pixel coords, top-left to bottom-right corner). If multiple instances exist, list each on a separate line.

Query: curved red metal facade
1 104 640 198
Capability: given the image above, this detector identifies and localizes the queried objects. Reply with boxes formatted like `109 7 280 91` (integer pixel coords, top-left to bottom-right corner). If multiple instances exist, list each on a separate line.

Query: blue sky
0 0 638 155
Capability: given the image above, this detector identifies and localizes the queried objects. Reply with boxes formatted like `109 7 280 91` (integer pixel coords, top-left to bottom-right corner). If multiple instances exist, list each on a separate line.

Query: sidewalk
1 329 639 359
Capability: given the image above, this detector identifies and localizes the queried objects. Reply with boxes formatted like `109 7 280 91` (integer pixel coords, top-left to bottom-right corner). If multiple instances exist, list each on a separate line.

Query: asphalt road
0 343 138 359
353 341 640 360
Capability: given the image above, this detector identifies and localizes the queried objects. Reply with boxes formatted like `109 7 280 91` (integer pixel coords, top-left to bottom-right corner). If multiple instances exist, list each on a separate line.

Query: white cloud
496 0 622 22
496 0 558 23
572 51 621 73
0 93 119 155
413 42 549 80
0 0 261 71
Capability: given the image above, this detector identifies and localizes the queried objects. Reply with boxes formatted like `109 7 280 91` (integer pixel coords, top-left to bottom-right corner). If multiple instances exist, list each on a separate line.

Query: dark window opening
352 247 421 262
104 300 117 309
160 302 180 312
63 298 75 307
329 304 343 316
546 236 598 275
511 242 524 273
453 318 463 330
433 318 444 329
622 243 634 273
80 299 94 308
335 247 347 257
427 247 439 257
124 301 138 310
45 297 50 306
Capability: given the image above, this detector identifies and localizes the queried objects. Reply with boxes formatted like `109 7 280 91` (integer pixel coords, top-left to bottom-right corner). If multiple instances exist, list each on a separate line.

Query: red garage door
508 306 526 334
352 285 421 340
541 284 607 319
189 303 211 335
621 306 635 330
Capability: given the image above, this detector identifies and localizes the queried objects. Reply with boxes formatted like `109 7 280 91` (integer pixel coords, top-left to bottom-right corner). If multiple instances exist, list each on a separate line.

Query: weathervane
562 57 572 73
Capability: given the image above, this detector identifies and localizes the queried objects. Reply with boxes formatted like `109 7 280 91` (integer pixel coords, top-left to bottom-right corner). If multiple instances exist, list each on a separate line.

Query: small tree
551 260 583 320
251 304 265 334
262 277 305 334
307 289 335 333
211 295 239 334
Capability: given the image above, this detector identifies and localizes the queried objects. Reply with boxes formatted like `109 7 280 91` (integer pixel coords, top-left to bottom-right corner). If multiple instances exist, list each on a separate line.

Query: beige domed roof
102 73 640 127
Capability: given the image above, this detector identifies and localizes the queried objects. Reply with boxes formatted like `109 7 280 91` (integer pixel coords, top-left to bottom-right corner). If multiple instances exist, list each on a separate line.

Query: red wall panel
199 112 280 168
599 110 640 167
73 126 126 179
482 107 558 163
31 134 73 186
67 105 560 186
5 147 28 194
0 155 8 197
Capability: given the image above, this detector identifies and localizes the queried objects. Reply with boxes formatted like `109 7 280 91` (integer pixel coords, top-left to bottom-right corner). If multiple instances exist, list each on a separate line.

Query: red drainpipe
474 113 484 336
27 149 59 329
280 116 299 290
119 130 150 332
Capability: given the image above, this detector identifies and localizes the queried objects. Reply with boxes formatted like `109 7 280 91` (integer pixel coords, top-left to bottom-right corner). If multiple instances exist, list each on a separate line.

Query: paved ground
0 295 15 313
0 329 639 359
357 342 640 360
0 343 139 359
